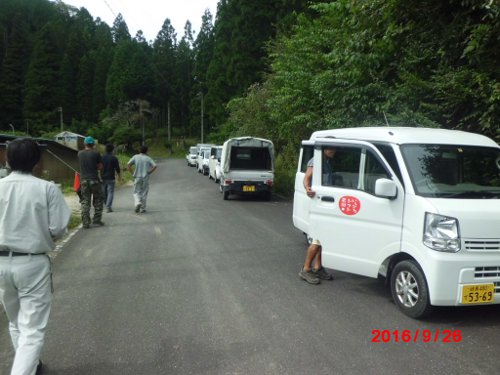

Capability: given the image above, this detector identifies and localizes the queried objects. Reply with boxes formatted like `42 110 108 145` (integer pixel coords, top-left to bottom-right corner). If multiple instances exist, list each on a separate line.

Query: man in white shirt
127 145 157 213
0 138 71 375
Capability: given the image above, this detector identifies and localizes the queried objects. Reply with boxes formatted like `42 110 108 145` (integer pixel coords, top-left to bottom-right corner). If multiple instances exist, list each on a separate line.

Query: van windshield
401 144 500 198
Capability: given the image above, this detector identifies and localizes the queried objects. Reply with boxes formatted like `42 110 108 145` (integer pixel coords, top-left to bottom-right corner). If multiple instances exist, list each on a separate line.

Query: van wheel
390 260 433 319
223 190 229 200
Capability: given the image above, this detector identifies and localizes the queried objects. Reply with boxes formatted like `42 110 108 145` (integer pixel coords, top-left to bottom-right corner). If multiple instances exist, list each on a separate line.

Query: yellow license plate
243 185 255 192
461 284 495 304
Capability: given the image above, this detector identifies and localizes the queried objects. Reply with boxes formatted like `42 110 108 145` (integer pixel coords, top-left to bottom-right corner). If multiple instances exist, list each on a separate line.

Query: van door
309 140 405 278
293 142 315 235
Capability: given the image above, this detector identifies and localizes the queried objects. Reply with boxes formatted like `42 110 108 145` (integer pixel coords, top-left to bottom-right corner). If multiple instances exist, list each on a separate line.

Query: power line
102 0 117 19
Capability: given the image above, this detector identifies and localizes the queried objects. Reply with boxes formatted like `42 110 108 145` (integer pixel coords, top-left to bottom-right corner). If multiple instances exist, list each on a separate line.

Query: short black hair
105 143 114 153
140 145 148 154
7 138 41 173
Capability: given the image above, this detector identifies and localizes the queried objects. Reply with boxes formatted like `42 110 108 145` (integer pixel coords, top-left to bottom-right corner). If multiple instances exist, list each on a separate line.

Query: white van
186 146 197 167
208 145 223 182
194 143 214 170
220 137 274 200
197 147 211 175
293 127 500 318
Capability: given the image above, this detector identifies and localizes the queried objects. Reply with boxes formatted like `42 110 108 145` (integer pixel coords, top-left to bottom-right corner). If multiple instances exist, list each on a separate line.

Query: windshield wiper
445 191 500 199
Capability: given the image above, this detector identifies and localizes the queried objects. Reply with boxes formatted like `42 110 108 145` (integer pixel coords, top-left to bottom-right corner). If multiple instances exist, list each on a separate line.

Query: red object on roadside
73 172 80 192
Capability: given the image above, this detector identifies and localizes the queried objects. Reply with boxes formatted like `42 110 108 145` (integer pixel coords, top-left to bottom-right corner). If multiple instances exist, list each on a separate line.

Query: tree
111 13 131 44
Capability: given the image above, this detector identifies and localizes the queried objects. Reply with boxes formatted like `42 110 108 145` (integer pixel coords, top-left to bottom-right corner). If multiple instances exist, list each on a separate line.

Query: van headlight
423 213 461 252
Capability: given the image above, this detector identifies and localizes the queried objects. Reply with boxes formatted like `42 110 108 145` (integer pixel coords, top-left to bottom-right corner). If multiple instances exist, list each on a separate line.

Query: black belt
0 251 44 256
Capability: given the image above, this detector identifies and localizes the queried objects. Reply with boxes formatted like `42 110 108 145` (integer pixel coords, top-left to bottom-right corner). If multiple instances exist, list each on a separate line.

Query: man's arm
304 166 315 198
148 164 157 175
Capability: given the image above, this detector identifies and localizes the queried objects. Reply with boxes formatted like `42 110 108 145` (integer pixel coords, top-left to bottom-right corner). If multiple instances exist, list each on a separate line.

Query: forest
0 0 498 193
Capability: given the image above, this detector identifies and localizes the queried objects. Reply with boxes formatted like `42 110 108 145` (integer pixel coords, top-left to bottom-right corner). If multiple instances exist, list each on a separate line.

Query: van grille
475 266 500 278
465 240 500 251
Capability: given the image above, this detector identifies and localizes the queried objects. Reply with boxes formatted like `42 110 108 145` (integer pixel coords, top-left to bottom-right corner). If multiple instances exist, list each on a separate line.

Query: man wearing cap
0 138 71 375
78 136 104 228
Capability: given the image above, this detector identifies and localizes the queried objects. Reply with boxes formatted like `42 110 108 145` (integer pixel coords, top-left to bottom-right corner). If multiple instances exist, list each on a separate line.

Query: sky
59 0 220 42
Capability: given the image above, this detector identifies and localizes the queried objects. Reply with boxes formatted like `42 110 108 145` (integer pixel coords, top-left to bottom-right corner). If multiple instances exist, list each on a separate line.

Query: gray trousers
133 176 150 209
0 254 52 375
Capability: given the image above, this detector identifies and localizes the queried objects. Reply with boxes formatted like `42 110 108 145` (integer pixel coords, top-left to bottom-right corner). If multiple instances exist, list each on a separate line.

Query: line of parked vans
186 137 275 201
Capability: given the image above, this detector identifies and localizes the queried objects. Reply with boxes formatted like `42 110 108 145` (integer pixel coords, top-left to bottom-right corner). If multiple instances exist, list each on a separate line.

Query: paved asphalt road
1 158 500 375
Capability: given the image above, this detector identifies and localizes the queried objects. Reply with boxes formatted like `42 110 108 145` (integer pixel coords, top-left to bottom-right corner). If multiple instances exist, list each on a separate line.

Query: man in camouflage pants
78 136 104 228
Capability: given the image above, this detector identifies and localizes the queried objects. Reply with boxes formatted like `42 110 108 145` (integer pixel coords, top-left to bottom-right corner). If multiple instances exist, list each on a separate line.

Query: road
1 158 500 375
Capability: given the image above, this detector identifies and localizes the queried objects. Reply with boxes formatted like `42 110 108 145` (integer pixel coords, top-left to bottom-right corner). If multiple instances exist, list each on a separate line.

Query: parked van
220 137 274 200
197 147 211 175
186 146 197 167
293 127 500 318
208 145 223 182
195 143 214 170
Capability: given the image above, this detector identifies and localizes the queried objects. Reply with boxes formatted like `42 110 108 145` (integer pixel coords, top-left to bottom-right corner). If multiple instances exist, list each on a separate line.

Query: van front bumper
425 249 500 306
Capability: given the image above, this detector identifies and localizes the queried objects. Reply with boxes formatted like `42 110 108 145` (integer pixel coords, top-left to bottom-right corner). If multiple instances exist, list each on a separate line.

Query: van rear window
230 147 272 170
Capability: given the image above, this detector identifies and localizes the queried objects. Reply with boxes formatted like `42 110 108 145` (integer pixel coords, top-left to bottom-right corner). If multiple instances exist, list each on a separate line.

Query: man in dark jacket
102 143 121 213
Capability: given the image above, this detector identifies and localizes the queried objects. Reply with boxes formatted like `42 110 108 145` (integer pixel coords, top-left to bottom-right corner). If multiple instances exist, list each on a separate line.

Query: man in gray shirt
0 138 70 374
127 145 157 213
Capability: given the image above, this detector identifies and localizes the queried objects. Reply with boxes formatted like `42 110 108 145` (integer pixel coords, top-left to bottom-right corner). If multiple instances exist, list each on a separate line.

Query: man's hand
305 186 316 198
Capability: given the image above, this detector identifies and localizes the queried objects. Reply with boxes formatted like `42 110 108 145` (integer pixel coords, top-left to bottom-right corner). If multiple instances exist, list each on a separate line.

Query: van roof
310 127 499 148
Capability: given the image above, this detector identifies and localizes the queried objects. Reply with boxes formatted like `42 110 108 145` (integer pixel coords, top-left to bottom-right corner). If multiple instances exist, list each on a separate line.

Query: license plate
243 185 255 192
461 284 495 304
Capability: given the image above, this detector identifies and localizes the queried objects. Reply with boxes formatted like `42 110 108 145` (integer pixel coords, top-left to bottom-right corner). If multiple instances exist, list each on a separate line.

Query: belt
0 251 44 256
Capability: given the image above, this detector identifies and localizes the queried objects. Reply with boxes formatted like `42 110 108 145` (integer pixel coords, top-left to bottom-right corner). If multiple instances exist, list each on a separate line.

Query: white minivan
293 127 500 318
208 145 223 182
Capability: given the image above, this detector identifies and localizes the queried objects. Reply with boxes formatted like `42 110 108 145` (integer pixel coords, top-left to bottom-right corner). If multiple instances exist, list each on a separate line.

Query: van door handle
320 196 335 202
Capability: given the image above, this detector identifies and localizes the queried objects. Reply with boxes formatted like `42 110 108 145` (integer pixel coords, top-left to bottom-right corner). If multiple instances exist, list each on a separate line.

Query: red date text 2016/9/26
371 329 462 343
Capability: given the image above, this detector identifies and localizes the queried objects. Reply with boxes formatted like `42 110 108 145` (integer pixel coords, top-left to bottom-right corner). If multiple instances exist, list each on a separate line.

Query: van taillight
266 180 273 186
225 179 233 185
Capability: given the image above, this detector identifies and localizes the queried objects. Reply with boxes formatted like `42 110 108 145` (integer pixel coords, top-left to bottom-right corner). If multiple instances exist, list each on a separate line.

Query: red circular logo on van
339 196 361 215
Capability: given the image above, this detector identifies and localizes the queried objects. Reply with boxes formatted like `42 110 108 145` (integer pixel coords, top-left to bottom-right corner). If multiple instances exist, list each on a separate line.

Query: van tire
390 260 433 319
223 190 229 200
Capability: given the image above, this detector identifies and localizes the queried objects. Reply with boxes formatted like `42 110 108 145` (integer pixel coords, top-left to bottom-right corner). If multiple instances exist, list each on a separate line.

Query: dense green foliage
0 0 498 194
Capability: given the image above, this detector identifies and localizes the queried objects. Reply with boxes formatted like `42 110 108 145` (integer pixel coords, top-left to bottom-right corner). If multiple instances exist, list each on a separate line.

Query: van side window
363 151 390 194
300 145 314 172
322 146 361 188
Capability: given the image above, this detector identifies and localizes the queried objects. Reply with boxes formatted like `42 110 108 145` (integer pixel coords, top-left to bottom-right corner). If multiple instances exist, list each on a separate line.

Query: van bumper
221 180 272 195
425 251 500 306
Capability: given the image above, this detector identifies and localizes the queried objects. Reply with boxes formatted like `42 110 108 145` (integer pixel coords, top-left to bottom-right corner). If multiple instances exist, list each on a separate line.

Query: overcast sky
58 0 219 41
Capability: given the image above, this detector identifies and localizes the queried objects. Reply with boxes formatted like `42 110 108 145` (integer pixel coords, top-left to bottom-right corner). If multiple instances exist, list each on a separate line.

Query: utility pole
167 100 171 142
140 100 144 145
200 92 204 143
58 107 63 131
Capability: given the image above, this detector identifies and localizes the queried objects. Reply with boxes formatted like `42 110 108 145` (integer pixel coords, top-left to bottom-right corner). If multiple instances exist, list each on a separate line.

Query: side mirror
375 178 397 199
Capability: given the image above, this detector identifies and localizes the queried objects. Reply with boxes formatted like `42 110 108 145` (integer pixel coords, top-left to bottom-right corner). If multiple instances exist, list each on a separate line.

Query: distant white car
186 146 197 167
208 145 223 182
197 148 211 175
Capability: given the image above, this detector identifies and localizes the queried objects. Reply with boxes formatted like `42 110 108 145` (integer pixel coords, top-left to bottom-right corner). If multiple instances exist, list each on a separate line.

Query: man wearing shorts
299 147 335 284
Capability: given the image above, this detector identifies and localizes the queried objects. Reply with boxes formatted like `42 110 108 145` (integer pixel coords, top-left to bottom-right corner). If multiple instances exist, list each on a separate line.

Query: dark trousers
80 180 104 226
